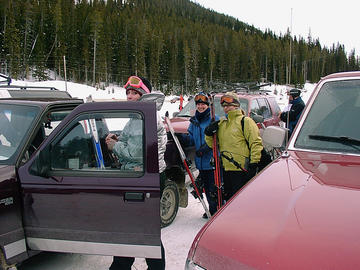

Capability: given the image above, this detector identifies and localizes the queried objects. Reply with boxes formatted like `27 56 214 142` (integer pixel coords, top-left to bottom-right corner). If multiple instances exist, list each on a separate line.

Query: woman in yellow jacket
204 92 263 201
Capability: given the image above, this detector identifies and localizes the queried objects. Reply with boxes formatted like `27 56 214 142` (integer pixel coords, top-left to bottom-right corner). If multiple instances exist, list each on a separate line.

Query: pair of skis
164 111 211 218
207 94 223 210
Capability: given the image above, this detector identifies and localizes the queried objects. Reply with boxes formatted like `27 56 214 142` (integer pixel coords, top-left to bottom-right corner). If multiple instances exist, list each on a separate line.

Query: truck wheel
160 180 179 228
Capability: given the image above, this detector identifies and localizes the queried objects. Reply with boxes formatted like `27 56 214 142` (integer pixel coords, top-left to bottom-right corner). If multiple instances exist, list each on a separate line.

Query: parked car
169 90 281 133
186 71 360 270
0 85 169 269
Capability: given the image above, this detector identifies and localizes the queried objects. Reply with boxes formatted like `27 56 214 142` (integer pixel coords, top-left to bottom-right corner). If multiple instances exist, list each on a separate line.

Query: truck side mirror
29 146 51 178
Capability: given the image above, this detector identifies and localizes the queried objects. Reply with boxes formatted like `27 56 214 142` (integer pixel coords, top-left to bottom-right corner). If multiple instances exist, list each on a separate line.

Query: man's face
126 89 142 101
196 102 208 113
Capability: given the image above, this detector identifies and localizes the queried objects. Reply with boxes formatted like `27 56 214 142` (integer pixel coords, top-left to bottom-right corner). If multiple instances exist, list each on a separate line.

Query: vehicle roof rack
0 85 73 100
209 81 272 94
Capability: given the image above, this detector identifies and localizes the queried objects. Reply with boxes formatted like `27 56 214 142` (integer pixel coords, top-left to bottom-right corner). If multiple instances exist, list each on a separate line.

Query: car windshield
0 104 39 163
177 97 248 117
294 79 360 154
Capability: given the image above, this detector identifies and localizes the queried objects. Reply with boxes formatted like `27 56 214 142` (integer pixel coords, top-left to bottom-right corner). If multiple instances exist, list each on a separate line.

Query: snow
10 79 315 270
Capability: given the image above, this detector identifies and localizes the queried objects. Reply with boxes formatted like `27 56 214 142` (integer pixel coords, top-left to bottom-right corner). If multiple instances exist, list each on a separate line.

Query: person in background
179 92 219 218
106 75 166 270
204 92 263 202
279 88 305 138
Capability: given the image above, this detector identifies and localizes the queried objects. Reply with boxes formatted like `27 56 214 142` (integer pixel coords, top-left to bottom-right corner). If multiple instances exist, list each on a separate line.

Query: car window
250 99 260 116
49 112 144 174
268 97 281 115
257 98 272 119
295 79 360 154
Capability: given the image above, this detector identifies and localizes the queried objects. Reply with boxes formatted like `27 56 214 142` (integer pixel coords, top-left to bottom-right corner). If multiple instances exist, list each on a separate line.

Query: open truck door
17 101 161 259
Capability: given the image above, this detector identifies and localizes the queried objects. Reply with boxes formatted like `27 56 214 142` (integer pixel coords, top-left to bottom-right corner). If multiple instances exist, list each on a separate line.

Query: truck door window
50 112 144 173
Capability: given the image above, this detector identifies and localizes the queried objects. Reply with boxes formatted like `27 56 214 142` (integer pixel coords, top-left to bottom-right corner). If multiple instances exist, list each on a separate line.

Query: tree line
1 0 359 94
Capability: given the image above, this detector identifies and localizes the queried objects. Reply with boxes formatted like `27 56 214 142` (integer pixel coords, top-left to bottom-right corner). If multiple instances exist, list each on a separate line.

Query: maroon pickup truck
0 87 163 269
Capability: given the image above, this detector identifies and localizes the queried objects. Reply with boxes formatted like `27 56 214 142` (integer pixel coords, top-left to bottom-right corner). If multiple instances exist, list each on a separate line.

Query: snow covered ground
12 79 315 270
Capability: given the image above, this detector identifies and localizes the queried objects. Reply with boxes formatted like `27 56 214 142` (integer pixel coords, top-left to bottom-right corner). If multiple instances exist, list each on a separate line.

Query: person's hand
247 163 258 178
106 133 118 141
105 133 118 151
204 120 220 136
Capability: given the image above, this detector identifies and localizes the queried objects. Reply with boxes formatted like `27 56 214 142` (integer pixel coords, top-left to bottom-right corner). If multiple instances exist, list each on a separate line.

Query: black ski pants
223 170 252 202
199 169 218 215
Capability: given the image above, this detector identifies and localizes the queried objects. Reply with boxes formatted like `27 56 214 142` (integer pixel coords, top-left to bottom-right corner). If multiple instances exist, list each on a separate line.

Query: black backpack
241 117 272 172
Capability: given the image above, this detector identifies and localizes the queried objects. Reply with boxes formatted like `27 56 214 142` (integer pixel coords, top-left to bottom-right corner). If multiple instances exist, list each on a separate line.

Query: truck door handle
124 192 144 201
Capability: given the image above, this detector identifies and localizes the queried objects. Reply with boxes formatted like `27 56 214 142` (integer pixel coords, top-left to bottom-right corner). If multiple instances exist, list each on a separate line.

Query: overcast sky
192 0 359 57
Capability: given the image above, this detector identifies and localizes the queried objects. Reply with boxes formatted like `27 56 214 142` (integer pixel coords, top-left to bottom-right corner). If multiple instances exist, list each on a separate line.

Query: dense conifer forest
1 0 359 94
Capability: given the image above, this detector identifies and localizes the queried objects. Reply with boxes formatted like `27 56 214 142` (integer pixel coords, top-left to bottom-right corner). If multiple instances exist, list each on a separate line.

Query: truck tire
160 180 179 228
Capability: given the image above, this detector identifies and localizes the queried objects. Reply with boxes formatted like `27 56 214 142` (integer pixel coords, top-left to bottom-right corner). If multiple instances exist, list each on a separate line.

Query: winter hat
220 92 240 107
124 76 152 96
288 88 301 98
194 92 209 105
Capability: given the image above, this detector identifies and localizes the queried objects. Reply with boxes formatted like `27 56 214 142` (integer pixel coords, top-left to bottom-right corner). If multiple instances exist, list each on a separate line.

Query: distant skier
279 88 305 138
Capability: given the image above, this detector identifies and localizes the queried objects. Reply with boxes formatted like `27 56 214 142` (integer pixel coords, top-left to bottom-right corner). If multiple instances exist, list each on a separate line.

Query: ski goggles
194 93 209 104
124 76 150 94
220 95 240 106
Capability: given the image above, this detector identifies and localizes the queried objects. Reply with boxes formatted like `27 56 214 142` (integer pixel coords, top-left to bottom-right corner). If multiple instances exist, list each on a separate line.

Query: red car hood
193 151 360 269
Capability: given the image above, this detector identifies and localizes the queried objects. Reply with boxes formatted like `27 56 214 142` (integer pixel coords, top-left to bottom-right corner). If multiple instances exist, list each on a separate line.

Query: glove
247 163 259 178
204 120 220 136
196 144 211 157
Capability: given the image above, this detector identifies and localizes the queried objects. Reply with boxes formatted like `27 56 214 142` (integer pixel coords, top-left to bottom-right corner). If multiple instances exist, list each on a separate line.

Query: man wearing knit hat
204 91 264 202
107 75 166 270
279 88 305 137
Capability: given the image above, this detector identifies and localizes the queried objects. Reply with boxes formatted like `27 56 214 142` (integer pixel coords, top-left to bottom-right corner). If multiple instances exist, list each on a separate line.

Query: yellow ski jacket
205 109 263 171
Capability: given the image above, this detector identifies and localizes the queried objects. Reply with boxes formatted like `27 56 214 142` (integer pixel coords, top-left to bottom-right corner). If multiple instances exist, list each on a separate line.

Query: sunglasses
124 76 150 94
194 93 209 103
220 95 238 105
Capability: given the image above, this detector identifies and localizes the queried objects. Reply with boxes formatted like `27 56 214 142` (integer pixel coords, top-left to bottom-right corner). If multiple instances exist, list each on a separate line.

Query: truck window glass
50 112 145 173
0 104 39 163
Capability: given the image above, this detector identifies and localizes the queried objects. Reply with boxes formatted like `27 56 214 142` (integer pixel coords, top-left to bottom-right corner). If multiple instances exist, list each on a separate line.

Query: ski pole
207 93 223 209
164 111 211 218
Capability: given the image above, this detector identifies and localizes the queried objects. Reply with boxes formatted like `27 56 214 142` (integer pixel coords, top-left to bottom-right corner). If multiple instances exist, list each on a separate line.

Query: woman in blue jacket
181 92 219 217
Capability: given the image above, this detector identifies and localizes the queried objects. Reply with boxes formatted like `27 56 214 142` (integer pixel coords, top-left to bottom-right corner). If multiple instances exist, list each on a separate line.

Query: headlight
185 258 206 270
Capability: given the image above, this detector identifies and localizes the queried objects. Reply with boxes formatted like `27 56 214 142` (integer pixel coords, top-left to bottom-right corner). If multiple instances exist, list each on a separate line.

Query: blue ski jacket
181 108 219 170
